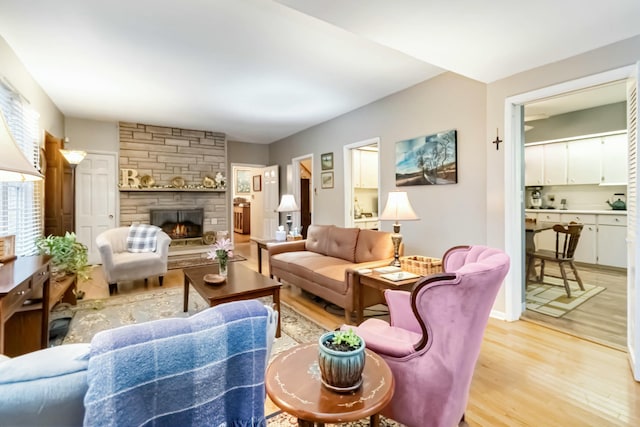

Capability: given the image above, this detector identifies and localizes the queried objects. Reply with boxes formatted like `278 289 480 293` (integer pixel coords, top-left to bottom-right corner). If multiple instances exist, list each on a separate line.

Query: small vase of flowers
206 238 233 276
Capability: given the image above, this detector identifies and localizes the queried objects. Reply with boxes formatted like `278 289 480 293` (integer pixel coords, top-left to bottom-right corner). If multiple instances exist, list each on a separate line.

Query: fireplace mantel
119 188 226 193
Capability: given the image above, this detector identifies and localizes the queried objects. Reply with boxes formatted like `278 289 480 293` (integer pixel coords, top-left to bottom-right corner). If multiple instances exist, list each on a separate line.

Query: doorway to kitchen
503 64 639 379
343 137 380 229
521 81 629 349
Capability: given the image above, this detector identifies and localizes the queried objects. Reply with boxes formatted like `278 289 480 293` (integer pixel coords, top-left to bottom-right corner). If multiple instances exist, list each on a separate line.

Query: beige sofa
268 224 396 322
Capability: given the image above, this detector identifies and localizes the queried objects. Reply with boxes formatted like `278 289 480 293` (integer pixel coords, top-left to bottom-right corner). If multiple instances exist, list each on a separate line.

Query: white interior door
626 64 639 380
250 170 264 239
261 165 279 239
76 151 118 265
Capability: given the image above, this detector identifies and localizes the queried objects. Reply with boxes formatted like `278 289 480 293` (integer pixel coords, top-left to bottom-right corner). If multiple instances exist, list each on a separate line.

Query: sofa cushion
305 225 331 255
313 261 358 294
326 227 359 262
271 251 327 277
355 229 395 263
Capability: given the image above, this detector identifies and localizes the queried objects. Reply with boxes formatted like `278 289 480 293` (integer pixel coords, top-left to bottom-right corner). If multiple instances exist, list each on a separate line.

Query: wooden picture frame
0 235 16 262
321 152 334 170
253 175 262 192
321 171 334 189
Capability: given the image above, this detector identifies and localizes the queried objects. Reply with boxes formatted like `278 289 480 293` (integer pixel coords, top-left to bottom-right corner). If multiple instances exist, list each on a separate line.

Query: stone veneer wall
118 122 228 234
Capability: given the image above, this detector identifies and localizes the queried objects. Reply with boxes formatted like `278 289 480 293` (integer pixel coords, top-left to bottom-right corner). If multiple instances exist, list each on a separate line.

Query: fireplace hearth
150 208 204 240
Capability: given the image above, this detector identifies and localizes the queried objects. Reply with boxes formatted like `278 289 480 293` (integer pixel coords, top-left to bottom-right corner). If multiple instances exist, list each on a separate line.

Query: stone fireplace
118 122 228 235
150 208 204 239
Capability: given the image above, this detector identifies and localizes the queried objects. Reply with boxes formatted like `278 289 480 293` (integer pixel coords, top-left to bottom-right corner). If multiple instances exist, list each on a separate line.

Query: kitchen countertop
525 208 626 215
353 216 379 222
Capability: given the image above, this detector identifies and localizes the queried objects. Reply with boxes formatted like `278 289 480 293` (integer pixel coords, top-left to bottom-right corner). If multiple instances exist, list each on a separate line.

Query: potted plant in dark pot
318 328 365 392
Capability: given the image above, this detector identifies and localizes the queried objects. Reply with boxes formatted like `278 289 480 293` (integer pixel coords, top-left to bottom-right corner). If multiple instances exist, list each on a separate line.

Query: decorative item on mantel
206 238 233 277
119 169 227 190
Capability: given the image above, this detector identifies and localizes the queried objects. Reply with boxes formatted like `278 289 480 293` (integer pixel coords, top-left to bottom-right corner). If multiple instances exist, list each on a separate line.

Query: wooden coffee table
183 262 281 337
266 343 394 426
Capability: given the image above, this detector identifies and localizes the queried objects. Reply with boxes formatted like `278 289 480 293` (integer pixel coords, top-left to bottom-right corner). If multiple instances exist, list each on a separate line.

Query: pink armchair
348 245 510 427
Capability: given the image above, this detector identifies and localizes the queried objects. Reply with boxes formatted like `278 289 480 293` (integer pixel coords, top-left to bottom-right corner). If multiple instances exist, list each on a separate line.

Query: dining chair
526 221 584 297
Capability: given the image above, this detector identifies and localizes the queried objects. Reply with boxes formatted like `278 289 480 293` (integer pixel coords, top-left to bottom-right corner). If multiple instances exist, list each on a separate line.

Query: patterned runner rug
526 276 606 318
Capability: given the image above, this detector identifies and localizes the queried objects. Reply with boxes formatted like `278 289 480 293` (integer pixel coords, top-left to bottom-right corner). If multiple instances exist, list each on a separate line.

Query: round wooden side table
266 343 394 427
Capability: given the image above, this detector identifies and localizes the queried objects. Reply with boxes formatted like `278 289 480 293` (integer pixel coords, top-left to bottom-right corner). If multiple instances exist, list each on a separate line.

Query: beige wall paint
0 36 64 140
228 140 269 167
65 117 119 152
270 73 487 257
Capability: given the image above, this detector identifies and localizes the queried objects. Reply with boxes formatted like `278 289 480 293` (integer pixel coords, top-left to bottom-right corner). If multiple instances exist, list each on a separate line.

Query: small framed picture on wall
321 152 334 170
321 171 334 189
253 175 262 192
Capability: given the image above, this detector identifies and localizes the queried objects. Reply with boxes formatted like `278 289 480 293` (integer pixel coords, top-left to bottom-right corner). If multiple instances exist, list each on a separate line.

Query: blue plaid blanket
126 224 160 253
84 300 272 427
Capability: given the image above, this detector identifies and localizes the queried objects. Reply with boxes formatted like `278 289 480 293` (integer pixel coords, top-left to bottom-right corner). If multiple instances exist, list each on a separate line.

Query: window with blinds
0 81 43 256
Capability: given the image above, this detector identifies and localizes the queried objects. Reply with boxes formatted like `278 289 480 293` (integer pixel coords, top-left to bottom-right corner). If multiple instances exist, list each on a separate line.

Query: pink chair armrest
385 290 421 334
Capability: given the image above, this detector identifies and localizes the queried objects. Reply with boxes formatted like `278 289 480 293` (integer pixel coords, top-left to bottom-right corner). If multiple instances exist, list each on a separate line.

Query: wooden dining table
525 221 555 252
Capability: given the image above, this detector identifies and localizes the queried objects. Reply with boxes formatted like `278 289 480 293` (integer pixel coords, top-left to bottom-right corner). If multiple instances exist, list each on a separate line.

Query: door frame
343 137 380 227
503 64 635 321
291 153 313 233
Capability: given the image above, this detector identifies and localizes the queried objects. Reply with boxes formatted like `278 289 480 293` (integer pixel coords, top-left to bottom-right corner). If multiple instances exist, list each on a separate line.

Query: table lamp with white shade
277 194 300 236
0 111 43 182
379 191 419 267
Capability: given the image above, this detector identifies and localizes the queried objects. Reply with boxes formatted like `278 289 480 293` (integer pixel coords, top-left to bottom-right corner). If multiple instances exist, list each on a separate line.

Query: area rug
167 253 246 270
51 288 403 425
526 276 606 318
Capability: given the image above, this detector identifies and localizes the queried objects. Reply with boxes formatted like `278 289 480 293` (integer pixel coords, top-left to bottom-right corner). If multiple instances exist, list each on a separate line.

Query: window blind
0 81 43 256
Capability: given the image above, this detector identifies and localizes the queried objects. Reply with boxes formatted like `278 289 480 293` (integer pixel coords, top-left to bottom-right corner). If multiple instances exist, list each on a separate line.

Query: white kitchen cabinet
597 215 627 268
567 138 601 185
543 142 567 185
524 145 544 186
600 133 628 185
353 149 379 189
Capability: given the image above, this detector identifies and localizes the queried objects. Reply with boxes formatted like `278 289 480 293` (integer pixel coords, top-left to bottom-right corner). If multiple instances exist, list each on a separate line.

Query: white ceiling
1 0 639 143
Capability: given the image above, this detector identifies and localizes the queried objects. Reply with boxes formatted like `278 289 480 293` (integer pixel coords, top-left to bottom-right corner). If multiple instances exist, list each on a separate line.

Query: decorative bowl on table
203 273 225 285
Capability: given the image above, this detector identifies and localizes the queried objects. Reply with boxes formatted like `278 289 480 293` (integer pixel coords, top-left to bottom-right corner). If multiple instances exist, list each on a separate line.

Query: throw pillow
126 224 160 253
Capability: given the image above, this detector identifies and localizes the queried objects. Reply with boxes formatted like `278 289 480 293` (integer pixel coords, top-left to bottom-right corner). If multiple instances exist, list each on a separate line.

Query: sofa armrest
267 240 307 257
155 231 171 262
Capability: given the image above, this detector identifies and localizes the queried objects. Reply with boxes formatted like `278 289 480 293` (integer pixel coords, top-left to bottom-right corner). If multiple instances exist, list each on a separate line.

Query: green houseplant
36 232 91 280
318 328 366 392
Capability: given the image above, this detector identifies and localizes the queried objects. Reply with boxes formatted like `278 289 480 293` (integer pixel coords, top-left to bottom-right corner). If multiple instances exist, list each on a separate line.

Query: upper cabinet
542 142 567 185
353 149 378 189
600 133 628 185
567 137 601 185
524 145 544 186
525 131 627 187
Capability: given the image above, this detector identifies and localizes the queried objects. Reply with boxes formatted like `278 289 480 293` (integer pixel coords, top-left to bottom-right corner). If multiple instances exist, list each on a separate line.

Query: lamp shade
59 149 87 165
379 191 419 221
277 194 300 212
0 111 43 181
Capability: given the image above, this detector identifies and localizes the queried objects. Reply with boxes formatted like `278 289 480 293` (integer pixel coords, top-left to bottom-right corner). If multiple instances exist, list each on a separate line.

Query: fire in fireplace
150 208 204 240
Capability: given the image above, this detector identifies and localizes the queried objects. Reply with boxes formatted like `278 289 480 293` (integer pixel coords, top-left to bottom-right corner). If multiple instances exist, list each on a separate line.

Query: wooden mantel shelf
119 188 226 193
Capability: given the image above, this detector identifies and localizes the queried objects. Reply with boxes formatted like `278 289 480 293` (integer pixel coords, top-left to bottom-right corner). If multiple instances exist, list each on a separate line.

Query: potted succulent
318 328 366 392
36 232 91 281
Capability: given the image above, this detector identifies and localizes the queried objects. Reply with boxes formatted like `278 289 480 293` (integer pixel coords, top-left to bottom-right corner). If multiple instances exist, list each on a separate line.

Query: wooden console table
0 256 78 356
0 256 50 356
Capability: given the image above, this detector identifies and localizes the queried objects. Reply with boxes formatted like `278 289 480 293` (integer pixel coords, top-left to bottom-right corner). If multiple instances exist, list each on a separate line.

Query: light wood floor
522 262 627 350
78 234 640 426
